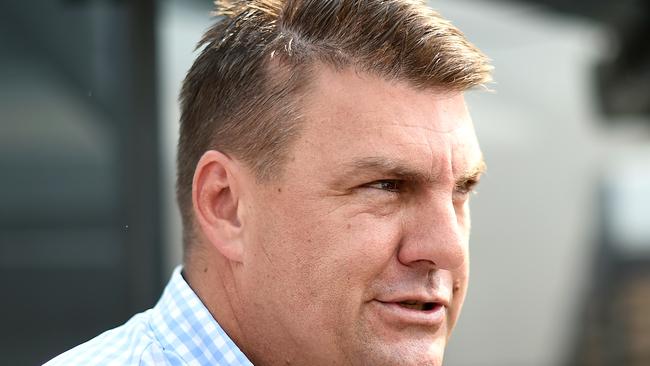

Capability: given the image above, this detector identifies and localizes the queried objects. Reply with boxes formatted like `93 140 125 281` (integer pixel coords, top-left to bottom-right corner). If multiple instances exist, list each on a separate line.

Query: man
46 0 491 364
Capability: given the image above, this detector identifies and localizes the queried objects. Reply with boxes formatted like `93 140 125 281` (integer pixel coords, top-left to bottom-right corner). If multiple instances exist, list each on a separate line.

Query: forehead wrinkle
391 122 464 135
367 116 465 135
343 156 438 183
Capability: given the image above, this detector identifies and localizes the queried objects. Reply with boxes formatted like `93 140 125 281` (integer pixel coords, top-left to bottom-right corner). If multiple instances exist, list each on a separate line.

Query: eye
454 179 479 200
365 180 403 193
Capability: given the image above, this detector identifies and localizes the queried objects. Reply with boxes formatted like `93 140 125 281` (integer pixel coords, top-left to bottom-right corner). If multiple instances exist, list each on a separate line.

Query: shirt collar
150 266 253 366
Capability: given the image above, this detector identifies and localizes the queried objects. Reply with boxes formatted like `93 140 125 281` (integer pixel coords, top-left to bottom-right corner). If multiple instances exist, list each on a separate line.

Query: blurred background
0 0 648 365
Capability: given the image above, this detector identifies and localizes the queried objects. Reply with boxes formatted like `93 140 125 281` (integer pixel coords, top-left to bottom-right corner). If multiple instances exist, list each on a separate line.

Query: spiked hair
177 0 492 249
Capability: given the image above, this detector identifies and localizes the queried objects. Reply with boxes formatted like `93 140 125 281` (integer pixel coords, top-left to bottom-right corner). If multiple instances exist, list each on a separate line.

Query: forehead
292 66 481 179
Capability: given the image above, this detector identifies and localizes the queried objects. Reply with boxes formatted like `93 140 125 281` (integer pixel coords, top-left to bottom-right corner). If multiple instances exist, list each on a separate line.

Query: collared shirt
44 266 253 366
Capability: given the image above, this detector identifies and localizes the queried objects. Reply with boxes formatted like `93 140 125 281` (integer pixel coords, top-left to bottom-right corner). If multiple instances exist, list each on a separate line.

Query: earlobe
192 150 245 262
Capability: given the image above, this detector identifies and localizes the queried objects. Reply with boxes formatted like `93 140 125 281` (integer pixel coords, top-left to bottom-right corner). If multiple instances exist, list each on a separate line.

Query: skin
186 66 485 366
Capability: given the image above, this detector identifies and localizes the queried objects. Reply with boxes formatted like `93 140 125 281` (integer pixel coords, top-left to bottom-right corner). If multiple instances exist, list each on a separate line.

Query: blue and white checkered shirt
44 266 253 366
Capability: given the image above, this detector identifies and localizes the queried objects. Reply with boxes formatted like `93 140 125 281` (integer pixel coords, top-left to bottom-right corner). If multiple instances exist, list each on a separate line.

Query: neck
183 245 311 366
183 247 247 351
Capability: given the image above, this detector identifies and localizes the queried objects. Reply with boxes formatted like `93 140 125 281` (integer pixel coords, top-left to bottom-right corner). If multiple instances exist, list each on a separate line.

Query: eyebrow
344 156 430 182
343 156 487 185
458 158 487 184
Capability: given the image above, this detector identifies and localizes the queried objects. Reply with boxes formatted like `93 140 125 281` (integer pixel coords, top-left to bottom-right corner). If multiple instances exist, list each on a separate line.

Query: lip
382 295 451 309
372 299 447 327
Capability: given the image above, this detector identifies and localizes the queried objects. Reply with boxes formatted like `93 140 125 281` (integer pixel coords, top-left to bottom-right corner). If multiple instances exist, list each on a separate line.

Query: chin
350 337 446 366
362 350 444 366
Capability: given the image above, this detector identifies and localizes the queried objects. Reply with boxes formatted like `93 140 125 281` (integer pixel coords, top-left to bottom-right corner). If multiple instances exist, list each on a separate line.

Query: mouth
372 298 447 327
397 300 439 311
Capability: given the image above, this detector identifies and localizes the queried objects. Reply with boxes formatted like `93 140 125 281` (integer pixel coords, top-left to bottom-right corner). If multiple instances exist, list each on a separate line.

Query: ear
192 150 244 262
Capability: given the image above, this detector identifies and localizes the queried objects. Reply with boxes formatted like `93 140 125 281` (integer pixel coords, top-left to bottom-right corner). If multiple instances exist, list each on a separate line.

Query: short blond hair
177 0 492 247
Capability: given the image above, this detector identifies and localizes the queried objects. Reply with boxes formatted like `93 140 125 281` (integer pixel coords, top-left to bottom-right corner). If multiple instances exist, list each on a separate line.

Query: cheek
298 211 405 304
453 262 469 299
455 200 471 232
317 211 403 264
246 189 404 295
297 214 405 331
447 261 470 331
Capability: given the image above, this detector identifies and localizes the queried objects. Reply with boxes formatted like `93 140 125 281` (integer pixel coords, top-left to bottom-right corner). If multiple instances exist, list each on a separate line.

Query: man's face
235 67 483 365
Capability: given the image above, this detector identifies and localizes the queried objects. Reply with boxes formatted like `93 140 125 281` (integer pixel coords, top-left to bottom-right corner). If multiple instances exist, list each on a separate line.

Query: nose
397 192 467 271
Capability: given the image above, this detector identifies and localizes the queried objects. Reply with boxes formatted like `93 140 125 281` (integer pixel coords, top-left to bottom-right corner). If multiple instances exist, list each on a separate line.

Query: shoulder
43 311 183 366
